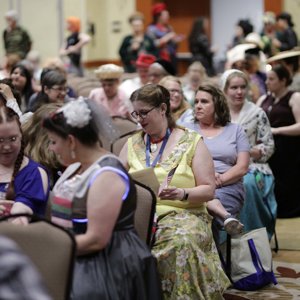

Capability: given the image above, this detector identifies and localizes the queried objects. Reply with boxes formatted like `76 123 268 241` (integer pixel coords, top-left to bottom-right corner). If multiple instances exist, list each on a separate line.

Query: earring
71 150 76 159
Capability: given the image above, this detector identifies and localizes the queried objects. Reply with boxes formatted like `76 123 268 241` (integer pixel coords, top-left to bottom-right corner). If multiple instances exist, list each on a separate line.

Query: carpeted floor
224 218 300 300
272 218 300 251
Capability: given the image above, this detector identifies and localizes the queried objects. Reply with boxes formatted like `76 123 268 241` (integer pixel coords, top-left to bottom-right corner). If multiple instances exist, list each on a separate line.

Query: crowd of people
0 4 300 300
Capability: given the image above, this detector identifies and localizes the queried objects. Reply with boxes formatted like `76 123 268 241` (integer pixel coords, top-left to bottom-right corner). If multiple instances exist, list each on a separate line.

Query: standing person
182 84 249 243
3 10 32 60
147 3 184 73
0 83 49 223
59 17 90 77
220 69 276 240
89 64 132 117
43 98 162 299
274 12 298 52
119 12 158 73
188 17 216 76
259 64 300 218
119 84 230 299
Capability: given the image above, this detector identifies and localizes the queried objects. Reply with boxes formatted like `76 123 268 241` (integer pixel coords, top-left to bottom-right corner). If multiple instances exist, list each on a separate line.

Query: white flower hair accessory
60 98 92 128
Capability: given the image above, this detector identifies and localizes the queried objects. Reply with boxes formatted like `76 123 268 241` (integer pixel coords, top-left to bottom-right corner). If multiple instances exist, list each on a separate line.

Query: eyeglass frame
49 86 69 93
131 106 158 120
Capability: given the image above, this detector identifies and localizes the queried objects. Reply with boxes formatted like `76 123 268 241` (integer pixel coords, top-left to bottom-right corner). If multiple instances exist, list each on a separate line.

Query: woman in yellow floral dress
119 84 230 299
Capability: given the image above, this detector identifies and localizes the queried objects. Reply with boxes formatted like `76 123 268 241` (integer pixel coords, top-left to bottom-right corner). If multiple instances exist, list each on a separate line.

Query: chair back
0 214 76 300
111 130 138 155
133 180 156 246
111 116 138 136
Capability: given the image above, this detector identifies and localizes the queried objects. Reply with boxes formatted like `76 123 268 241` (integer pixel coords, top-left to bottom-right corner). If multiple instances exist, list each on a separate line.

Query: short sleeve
236 124 250 153
14 161 50 216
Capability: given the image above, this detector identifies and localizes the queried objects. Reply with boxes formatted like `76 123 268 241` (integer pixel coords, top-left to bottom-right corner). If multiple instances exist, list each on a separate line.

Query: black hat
155 59 176 76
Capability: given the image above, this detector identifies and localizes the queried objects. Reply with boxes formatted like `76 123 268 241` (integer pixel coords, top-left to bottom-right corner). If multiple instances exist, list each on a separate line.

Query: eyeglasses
50 86 69 93
131 106 157 120
0 136 21 145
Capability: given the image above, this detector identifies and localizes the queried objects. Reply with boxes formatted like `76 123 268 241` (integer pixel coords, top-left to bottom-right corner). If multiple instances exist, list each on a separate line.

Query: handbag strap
262 195 279 253
248 238 264 273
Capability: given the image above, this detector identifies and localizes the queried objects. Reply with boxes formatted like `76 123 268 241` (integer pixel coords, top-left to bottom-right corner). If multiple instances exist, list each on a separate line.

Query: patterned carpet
224 260 300 300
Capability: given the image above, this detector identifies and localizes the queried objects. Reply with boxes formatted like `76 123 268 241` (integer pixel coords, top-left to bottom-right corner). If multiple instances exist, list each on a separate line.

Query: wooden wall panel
264 0 283 14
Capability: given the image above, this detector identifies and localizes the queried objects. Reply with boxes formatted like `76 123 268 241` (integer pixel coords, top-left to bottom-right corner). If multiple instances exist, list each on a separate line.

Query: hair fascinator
59 97 91 128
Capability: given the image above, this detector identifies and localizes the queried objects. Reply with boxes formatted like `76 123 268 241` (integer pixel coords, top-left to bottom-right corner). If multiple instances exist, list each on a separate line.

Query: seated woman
43 98 162 299
182 84 250 243
0 82 49 223
10 63 34 112
119 84 230 299
220 69 276 239
159 75 193 124
27 68 69 112
22 102 64 188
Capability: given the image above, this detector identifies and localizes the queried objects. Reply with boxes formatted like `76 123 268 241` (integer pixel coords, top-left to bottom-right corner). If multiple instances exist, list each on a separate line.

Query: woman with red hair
147 3 184 74
59 16 91 77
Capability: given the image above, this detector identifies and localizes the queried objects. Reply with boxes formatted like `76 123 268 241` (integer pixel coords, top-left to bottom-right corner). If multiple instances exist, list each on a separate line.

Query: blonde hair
22 102 63 173
159 76 191 121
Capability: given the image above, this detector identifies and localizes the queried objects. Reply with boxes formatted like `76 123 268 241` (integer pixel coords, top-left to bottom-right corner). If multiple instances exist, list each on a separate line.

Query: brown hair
196 84 231 126
130 83 176 129
0 100 24 200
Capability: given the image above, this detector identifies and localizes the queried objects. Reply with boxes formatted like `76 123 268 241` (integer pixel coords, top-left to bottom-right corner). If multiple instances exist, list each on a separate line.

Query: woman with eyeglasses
159 75 193 124
119 84 230 299
27 68 69 112
0 82 49 223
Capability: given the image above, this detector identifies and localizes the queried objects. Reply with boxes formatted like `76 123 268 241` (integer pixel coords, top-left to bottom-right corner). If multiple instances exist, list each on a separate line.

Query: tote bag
224 227 277 291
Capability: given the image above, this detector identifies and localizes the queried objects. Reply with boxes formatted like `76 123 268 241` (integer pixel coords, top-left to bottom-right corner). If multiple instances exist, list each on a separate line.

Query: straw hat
94 64 124 80
267 50 300 63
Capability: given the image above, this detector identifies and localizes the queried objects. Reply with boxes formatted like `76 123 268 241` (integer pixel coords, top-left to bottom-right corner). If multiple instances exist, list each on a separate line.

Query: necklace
146 128 171 167
149 135 165 153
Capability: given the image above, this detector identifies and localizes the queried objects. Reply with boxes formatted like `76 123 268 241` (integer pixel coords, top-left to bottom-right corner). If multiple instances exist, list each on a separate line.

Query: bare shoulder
289 92 300 107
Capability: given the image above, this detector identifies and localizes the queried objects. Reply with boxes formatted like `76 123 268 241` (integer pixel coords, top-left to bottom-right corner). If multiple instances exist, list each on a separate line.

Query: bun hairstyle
130 83 176 129
271 64 293 87
43 98 118 147
0 99 24 200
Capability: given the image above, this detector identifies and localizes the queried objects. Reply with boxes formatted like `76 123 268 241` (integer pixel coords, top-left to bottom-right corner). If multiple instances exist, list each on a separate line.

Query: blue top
182 122 250 173
0 159 49 216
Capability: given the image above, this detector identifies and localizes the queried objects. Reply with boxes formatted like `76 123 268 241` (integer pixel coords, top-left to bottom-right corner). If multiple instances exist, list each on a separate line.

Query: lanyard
146 128 171 167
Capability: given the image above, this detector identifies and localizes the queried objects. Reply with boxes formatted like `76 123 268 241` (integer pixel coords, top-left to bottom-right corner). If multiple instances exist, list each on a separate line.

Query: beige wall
284 0 300 40
0 0 136 66
85 0 136 62
1 0 298 68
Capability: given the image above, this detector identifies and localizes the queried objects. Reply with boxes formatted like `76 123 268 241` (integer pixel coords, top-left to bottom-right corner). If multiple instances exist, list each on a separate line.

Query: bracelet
180 189 189 201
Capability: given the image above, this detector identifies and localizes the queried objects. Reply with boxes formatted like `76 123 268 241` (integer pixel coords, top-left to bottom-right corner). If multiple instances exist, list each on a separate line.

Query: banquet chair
0 214 76 300
111 130 138 155
133 180 156 246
